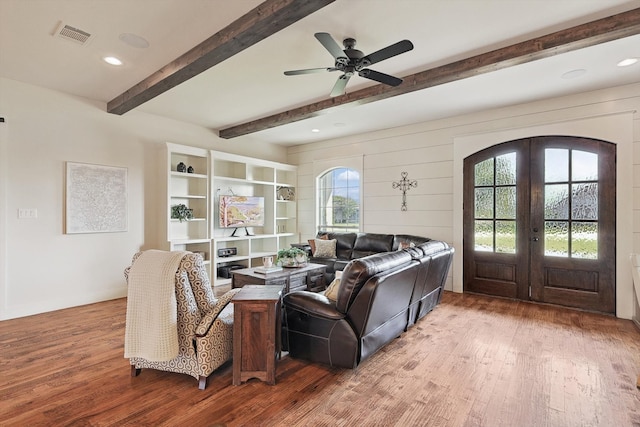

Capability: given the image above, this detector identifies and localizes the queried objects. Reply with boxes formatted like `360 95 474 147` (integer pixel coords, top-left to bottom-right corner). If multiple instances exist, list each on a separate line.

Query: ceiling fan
284 32 414 97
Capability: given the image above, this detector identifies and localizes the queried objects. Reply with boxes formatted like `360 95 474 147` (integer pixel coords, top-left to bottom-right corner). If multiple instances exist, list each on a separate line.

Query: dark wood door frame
463 136 616 314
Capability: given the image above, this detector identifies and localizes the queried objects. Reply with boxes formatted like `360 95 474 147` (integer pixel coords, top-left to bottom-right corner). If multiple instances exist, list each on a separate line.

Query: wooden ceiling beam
107 0 335 115
219 7 640 139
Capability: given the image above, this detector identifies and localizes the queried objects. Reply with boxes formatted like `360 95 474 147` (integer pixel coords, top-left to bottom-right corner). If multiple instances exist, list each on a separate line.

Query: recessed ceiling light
617 58 638 67
561 69 586 79
119 33 149 49
103 56 123 66
311 129 320 133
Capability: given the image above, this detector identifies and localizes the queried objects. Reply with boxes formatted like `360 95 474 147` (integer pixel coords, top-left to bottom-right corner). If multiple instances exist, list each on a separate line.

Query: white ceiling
1 0 639 146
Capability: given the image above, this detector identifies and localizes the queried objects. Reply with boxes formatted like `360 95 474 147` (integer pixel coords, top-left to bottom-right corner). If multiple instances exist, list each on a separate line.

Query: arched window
317 167 360 232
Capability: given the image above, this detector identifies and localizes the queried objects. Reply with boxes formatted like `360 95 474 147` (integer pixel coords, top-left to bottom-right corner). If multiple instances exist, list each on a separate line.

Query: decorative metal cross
392 171 417 211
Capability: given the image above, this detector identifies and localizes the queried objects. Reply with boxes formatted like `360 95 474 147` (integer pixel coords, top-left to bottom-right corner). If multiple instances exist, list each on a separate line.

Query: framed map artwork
65 162 128 234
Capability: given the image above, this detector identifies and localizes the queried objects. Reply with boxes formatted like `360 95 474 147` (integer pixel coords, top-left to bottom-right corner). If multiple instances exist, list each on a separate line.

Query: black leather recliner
283 241 454 369
407 241 454 328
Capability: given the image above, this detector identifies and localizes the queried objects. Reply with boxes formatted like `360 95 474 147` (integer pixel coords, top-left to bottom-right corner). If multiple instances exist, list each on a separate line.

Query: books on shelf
254 266 283 274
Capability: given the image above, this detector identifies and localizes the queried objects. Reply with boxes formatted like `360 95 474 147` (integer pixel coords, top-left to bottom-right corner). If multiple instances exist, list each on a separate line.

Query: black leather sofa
306 232 432 282
282 238 454 369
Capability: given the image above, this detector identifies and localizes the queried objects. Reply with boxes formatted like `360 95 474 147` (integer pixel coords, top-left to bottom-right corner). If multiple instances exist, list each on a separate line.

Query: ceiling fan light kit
284 32 413 97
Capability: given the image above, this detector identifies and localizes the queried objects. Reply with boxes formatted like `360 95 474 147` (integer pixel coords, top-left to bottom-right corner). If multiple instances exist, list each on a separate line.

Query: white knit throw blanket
124 250 187 361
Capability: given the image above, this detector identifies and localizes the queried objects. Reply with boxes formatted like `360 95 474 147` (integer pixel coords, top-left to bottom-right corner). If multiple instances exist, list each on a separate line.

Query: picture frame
276 186 295 201
65 162 128 234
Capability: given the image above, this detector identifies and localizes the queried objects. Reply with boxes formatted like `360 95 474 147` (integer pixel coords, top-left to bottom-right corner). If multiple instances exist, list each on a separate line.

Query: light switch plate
18 208 37 219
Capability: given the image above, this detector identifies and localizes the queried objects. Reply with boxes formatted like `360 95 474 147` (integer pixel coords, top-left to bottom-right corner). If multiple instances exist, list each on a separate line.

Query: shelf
250 234 277 240
171 171 207 179
213 175 273 186
170 218 206 222
215 235 252 242
216 255 248 263
170 194 206 199
214 233 277 241
170 238 210 244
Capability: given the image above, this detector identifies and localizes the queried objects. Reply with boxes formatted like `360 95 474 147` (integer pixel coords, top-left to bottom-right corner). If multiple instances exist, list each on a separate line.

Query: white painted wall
0 116 7 321
0 77 287 320
288 82 640 320
2 75 638 322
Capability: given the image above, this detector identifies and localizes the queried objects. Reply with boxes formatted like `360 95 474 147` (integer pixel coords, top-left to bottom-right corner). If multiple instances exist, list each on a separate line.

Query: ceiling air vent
53 22 93 46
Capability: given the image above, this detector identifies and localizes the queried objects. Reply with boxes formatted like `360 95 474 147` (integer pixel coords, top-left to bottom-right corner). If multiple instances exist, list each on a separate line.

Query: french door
463 136 616 314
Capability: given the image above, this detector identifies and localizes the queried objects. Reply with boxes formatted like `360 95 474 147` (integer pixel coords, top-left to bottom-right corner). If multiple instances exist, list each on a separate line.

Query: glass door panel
472 154 517 254
543 149 598 259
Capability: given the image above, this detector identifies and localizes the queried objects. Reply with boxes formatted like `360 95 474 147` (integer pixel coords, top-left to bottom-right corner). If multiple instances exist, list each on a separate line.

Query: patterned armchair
124 251 240 389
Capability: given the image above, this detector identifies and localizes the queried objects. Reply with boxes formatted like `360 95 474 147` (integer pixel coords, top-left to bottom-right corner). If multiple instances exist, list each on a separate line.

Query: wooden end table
232 285 282 386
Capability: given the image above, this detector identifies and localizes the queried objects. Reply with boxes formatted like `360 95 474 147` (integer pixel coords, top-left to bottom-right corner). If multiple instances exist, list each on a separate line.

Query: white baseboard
633 317 640 331
1 287 126 320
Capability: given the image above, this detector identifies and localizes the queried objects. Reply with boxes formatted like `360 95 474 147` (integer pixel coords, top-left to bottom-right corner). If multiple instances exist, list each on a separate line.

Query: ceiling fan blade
362 40 414 66
330 74 351 97
284 67 338 76
315 32 346 60
358 69 403 86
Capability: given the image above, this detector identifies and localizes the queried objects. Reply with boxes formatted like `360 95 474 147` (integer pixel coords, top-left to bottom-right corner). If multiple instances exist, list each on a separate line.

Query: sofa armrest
195 288 241 337
283 291 346 320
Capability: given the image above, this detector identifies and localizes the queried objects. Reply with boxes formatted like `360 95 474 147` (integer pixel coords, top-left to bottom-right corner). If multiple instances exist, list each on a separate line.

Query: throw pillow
313 238 337 258
308 234 329 255
398 241 416 251
324 277 341 302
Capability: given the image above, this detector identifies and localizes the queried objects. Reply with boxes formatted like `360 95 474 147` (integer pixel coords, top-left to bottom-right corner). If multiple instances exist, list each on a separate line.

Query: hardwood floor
1 291 639 426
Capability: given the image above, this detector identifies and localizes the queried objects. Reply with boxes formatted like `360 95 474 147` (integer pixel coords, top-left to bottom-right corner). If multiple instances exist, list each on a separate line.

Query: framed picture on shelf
276 186 295 201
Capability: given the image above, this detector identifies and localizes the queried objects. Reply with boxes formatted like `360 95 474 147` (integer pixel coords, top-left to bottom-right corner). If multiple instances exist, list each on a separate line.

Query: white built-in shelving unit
165 143 211 277
163 144 298 287
210 150 298 287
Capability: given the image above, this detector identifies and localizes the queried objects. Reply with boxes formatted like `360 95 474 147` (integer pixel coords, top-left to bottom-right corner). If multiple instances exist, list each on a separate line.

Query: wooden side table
232 285 282 386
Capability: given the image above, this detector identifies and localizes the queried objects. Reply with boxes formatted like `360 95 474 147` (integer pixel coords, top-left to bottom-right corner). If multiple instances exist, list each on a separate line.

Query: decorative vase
187 165 194 173
177 162 187 172
278 257 297 267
